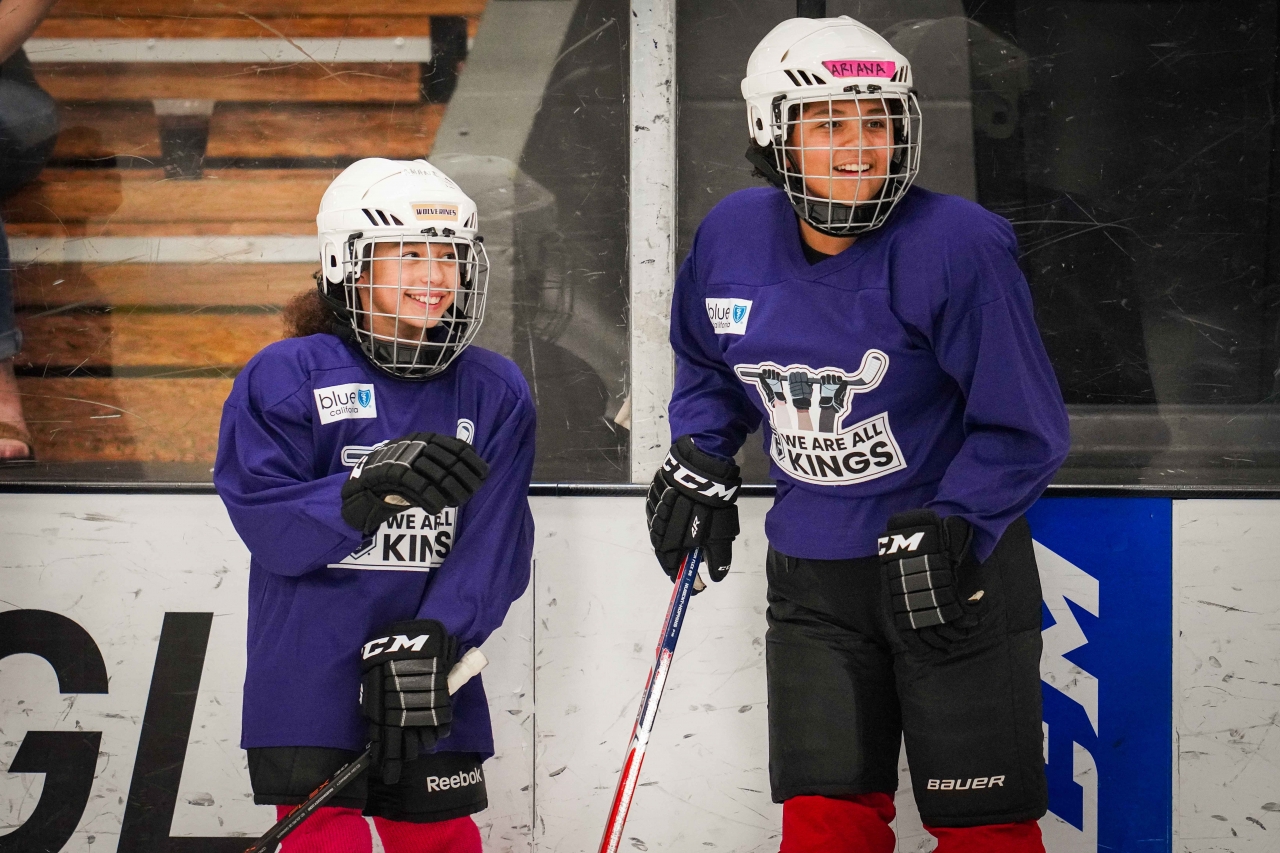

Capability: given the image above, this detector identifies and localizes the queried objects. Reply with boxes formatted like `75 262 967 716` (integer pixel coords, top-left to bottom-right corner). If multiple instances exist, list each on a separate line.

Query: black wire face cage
336 232 489 380
771 91 922 236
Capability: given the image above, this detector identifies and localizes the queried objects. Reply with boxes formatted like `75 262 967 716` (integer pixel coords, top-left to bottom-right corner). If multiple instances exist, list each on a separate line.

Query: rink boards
0 494 1276 853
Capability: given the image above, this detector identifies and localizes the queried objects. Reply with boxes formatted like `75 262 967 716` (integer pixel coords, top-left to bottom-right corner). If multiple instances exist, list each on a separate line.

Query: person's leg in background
0 46 60 460
0 217 31 460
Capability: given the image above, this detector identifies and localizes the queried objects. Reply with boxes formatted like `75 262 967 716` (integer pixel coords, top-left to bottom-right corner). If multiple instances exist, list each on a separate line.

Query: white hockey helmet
316 158 488 380
741 16 922 235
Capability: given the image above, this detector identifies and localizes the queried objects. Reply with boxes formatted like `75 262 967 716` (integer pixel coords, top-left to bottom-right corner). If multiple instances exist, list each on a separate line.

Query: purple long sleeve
214 334 535 755
668 186 1069 561
215 362 362 577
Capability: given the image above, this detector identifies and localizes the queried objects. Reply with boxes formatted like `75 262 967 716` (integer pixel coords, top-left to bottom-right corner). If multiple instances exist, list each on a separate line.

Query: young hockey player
215 158 535 853
645 17 1070 853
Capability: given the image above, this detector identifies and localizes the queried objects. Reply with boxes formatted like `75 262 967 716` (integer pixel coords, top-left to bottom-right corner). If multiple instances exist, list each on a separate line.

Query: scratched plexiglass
0 0 629 484
678 0 1280 487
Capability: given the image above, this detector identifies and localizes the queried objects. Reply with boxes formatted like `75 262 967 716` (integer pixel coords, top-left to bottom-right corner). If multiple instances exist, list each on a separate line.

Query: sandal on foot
0 421 35 462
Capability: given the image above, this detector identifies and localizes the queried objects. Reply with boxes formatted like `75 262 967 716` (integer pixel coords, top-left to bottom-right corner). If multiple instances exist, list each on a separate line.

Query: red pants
274 805 482 853
780 794 1045 853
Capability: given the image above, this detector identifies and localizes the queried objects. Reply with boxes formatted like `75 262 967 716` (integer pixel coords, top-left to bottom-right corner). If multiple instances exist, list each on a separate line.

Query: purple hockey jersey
670 186 1070 562
214 334 535 756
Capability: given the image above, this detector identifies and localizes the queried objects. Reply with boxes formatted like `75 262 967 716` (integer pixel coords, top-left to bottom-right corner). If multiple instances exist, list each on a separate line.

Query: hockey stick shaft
597 548 703 853
244 647 488 853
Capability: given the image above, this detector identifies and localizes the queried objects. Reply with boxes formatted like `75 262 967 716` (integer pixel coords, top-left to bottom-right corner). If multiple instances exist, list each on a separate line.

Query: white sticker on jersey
735 352 907 486
329 506 456 572
314 383 377 425
705 298 752 335
456 418 475 443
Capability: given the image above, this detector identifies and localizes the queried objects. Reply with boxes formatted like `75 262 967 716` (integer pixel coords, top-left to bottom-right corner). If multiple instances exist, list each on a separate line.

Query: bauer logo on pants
735 352 906 486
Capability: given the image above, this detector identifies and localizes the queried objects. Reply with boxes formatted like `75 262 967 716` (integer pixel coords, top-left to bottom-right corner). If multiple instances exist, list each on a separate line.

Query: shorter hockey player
215 158 535 852
646 17 1070 853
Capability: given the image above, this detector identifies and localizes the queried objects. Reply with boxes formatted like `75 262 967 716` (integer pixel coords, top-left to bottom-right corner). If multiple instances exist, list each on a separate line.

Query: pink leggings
780 794 1045 853
274 805 482 853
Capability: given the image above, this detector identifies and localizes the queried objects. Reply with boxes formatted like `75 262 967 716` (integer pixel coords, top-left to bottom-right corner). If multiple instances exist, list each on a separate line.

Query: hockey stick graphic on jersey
598 548 704 853
736 349 889 391
243 647 488 853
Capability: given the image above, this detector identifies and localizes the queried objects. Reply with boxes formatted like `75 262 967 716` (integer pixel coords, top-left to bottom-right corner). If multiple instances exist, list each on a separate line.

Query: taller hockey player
645 17 1070 853
215 159 535 853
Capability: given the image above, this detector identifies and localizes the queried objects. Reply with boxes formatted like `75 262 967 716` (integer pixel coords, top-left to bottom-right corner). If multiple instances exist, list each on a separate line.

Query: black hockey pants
765 516 1048 827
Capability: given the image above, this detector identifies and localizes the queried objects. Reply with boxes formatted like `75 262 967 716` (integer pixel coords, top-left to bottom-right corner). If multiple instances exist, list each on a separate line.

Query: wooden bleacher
7 0 483 467
51 104 448 164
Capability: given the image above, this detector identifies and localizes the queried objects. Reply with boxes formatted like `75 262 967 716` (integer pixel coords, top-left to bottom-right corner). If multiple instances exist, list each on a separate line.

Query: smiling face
785 97 892 204
355 240 461 341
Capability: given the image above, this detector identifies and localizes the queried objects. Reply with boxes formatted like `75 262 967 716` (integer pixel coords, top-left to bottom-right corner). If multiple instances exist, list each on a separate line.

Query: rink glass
0 0 628 484
678 0 1280 489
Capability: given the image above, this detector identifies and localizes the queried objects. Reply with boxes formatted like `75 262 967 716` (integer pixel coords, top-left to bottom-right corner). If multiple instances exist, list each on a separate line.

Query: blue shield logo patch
357 388 372 408
732 304 747 324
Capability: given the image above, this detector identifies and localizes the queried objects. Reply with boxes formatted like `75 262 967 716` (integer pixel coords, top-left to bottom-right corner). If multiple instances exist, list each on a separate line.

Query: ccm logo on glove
646 436 743 587
878 531 926 555
362 633 431 660
661 452 740 502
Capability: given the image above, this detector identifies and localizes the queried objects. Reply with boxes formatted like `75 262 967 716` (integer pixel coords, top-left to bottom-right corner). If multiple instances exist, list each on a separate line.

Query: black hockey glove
788 371 815 410
645 436 741 586
340 433 489 536
879 510 983 652
360 619 457 785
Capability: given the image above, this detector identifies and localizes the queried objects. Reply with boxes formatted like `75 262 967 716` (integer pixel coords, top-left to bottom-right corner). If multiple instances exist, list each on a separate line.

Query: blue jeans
0 47 60 360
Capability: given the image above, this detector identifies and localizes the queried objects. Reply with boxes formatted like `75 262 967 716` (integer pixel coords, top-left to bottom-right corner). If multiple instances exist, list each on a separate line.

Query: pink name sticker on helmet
821 59 896 79
413 202 459 221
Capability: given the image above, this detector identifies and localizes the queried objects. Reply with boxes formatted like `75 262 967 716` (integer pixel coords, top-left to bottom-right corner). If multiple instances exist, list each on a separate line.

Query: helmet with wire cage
741 16 921 236
317 158 488 380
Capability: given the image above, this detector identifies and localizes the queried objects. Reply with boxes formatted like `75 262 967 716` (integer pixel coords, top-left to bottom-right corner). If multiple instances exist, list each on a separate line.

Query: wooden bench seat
35 62 421 103
17 377 229 462
15 313 281 372
46 0 485 16
53 103 444 162
4 169 329 230
13 263 314 308
35 17 445 40
54 103 160 160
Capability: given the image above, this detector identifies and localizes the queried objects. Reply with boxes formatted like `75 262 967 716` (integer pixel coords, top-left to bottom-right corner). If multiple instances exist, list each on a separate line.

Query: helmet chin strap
745 142 896 238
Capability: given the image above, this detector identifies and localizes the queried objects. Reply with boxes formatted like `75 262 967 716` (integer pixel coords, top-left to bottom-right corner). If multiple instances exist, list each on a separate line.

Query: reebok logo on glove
662 453 740 503
878 531 926 556
362 633 430 660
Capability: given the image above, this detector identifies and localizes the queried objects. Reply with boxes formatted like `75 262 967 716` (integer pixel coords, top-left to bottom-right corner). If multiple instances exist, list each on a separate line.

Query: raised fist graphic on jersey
736 350 907 486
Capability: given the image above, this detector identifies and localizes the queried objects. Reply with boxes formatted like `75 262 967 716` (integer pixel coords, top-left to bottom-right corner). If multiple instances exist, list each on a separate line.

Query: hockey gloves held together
341 432 489 536
360 619 457 785
879 509 982 652
646 436 742 586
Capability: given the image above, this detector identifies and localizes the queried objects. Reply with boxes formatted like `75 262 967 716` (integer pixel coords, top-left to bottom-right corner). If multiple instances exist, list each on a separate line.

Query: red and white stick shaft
597 549 703 853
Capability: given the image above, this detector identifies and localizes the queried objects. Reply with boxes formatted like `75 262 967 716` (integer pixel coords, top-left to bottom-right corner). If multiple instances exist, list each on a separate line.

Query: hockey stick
243 646 489 853
598 548 704 853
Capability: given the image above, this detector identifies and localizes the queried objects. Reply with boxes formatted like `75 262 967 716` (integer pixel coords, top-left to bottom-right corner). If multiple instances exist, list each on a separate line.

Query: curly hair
281 284 337 339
